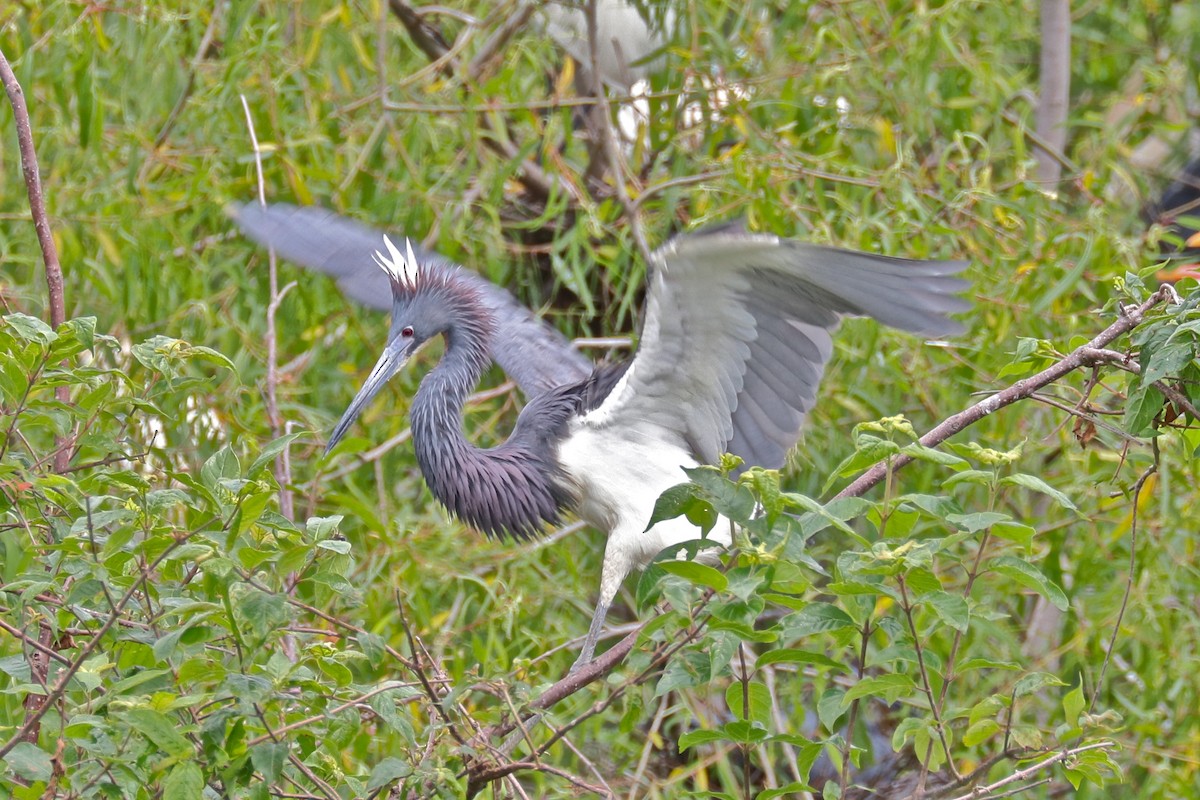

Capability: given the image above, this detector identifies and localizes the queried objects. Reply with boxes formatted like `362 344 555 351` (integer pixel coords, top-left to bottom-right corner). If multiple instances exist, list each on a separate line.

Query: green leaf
842 673 917 706
679 729 727 751
125 708 192 756
251 743 287 783
1123 383 1164 436
721 719 769 744
367 757 413 791
942 469 995 489
782 603 856 638
962 718 1001 746
1000 473 1078 511
756 648 849 672
247 431 308 477
162 761 204 800
1063 680 1086 727
1013 671 1067 697
817 688 846 732
658 560 728 591
899 442 966 466
923 591 969 632
756 781 818 799
991 520 1035 547
725 681 771 724
991 556 1068 611
946 511 1011 533
2 742 53 783
200 445 240 491
5 312 57 345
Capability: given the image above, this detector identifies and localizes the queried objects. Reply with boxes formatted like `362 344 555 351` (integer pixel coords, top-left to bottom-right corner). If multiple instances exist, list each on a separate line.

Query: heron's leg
571 597 612 671
570 544 627 671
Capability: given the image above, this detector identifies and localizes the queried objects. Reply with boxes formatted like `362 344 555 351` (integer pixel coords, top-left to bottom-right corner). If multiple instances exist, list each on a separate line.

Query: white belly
556 419 732 573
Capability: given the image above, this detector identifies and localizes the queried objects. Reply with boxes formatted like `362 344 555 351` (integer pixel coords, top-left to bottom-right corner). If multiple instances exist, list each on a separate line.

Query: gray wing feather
590 226 969 470
230 203 593 396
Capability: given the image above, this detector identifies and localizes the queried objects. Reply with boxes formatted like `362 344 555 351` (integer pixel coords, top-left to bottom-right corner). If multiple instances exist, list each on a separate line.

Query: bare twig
465 1 536 83
944 740 1116 800
1090 465 1155 714
0 535 193 759
835 288 1175 499
240 95 295 521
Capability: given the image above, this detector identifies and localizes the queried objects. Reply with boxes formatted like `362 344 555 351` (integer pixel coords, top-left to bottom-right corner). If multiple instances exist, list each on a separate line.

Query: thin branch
943 741 1116 800
0 46 65 331
240 94 295 521
465 1 536 83
835 287 1176 499
1090 465 1155 713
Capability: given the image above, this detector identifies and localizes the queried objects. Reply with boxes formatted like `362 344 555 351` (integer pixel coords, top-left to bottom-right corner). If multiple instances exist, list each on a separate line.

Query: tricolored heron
234 203 969 666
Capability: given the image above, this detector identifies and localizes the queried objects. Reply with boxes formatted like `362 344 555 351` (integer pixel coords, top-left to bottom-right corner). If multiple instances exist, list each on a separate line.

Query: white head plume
372 235 419 289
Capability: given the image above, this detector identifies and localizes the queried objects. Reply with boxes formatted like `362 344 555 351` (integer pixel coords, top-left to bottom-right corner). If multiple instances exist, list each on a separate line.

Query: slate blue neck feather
408 276 579 540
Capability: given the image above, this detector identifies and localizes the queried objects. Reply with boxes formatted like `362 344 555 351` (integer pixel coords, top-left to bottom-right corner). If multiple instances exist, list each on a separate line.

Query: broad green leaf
679 729 727 751
923 591 969 632
843 673 917 706
755 648 849 672
782 603 856 638
899 442 966 466
1063 680 1086 727
725 681 771 724
963 718 1001 746
658 560 728 591
1013 671 1067 697
991 557 1068 611
124 708 192 756
162 760 203 800
1123 383 1164 436
1000 473 1078 511
5 312 57 345
946 511 1011 533
366 757 413 791
2 742 52 783
200 445 240 491
251 743 287 783
721 719 769 744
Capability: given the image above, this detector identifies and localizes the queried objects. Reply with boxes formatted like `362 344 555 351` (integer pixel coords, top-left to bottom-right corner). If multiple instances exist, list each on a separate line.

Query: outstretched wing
231 203 593 396
589 225 970 469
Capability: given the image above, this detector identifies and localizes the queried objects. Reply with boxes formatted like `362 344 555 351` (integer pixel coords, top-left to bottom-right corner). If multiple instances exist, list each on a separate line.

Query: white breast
556 415 732 575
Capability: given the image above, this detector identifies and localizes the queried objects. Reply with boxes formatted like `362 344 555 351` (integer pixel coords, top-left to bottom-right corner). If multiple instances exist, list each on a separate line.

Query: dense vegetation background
1 1 1198 797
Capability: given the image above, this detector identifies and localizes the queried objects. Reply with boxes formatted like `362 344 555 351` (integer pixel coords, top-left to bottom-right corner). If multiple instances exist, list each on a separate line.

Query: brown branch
385 0 585 205
943 741 1116 800
0 534 194 759
0 46 65 331
0 42 73 745
834 287 1175 499
465 1 536 84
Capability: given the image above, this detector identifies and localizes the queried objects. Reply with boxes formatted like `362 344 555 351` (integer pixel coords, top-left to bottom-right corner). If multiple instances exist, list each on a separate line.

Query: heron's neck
410 317 571 541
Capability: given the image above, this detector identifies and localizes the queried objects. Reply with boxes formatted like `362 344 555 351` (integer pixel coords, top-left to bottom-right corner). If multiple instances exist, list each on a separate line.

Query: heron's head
326 235 447 453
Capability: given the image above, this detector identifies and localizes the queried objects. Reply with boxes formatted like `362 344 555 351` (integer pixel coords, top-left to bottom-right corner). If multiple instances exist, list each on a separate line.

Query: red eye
401 326 415 338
